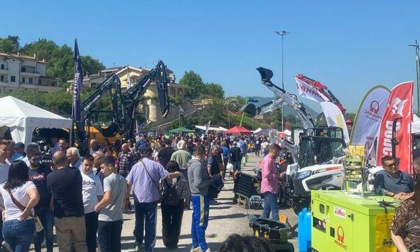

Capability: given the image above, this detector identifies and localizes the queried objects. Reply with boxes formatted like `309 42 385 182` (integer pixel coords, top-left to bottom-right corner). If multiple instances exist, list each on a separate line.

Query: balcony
0 68 8 74
20 70 40 77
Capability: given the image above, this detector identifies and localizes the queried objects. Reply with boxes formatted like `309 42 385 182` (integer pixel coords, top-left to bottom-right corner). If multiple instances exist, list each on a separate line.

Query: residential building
0 52 61 93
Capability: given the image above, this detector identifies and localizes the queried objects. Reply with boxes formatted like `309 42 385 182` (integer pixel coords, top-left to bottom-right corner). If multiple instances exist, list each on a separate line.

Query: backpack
162 179 181 206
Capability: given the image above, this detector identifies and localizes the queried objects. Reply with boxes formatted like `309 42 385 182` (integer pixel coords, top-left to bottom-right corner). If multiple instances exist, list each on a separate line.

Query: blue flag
73 39 83 122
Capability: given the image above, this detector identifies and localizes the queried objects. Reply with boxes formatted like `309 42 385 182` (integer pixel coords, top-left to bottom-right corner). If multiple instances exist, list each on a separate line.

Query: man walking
188 145 219 252
47 151 87 252
94 156 127 252
127 147 181 252
261 144 281 221
229 141 242 173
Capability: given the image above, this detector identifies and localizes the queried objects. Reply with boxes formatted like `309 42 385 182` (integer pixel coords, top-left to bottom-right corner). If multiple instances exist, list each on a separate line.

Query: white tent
194 125 227 132
253 128 262 134
413 114 420 135
0 96 72 145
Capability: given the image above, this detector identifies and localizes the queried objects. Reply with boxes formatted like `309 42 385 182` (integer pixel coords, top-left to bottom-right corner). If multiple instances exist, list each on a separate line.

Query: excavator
73 60 170 150
255 67 347 214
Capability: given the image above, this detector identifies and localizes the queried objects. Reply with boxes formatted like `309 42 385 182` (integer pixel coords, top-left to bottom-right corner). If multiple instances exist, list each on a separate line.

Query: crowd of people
3 130 419 251
0 132 277 252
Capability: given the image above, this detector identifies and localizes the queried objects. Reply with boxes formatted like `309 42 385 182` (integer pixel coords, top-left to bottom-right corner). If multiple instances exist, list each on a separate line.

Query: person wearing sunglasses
374 155 415 197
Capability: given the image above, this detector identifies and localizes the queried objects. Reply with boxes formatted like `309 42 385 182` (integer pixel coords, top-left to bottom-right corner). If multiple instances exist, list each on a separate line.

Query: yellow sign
375 213 396 252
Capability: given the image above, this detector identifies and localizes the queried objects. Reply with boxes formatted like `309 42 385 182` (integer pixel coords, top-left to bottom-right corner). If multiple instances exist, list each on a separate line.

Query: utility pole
409 40 420 116
276 30 289 131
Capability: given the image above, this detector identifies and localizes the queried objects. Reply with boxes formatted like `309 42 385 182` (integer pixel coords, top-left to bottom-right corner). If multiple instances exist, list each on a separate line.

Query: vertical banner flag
350 86 390 165
205 120 211 135
73 39 83 122
320 102 350 143
376 82 414 175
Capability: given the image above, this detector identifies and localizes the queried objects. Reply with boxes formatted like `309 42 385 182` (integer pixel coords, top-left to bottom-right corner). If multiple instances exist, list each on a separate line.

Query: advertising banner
350 86 390 165
320 102 350 143
376 82 414 174
295 76 329 102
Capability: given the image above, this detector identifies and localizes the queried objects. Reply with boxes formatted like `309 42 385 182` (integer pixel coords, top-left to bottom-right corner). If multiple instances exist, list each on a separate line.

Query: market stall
0 96 72 145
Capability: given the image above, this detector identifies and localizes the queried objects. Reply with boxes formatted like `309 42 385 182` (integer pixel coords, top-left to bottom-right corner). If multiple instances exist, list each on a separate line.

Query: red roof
224 126 253 134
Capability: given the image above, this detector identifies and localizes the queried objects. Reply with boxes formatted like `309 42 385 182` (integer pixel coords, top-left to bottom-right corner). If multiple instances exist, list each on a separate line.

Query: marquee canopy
0 96 72 145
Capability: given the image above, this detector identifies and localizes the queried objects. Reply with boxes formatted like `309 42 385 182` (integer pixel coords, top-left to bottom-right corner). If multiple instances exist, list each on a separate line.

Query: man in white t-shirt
0 139 11 247
81 154 103 252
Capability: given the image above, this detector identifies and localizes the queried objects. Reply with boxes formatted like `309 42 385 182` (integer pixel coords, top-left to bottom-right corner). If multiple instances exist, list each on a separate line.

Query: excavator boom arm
256 67 315 129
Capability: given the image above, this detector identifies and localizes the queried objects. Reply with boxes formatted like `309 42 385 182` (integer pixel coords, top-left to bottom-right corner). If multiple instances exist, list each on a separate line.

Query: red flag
376 81 414 175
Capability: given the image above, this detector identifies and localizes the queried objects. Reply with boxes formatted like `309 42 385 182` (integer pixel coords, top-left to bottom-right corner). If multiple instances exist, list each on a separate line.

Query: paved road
120 153 299 251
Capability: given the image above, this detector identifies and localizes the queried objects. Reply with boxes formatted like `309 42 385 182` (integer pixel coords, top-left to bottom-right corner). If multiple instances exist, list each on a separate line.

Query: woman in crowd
0 160 40 252
391 177 420 251
161 161 190 249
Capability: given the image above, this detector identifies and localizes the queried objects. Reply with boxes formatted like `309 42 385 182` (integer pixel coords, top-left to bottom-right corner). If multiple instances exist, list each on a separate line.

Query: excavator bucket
256 67 274 83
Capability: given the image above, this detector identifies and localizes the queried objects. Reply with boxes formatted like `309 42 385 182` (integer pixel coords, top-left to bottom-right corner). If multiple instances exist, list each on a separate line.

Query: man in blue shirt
374 155 415 197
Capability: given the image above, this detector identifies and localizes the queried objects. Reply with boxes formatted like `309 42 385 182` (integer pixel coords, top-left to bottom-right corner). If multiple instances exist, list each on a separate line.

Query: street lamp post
276 30 289 131
409 40 420 116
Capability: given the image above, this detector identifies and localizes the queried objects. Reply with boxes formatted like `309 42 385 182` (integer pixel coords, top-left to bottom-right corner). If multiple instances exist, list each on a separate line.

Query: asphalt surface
120 153 299 252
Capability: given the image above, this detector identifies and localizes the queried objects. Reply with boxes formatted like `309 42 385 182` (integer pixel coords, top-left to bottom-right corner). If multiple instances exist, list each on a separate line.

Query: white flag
320 102 350 144
295 77 329 102
205 120 211 135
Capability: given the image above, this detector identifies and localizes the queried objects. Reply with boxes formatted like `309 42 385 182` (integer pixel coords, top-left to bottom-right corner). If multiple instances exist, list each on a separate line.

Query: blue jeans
134 201 158 252
3 219 35 252
34 207 54 252
191 195 210 251
98 219 123 252
262 192 279 221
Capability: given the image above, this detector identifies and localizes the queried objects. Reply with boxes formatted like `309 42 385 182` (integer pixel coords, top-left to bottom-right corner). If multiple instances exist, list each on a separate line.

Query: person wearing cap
9 141 24 162
126 146 182 252
14 142 26 157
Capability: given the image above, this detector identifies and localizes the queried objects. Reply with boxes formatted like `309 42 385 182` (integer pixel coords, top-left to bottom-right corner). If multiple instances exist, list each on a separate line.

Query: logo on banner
363 100 381 121
391 98 407 116
369 101 380 114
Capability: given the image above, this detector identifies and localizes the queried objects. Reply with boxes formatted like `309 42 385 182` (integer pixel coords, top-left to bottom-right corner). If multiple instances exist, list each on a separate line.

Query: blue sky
2 1 420 113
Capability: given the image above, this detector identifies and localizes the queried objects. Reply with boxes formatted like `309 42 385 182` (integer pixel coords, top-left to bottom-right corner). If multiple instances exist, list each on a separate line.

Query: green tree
47 44 73 84
81 55 105 76
202 82 224 99
7 36 20 50
224 96 247 113
21 38 59 62
179 71 205 99
0 38 18 53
